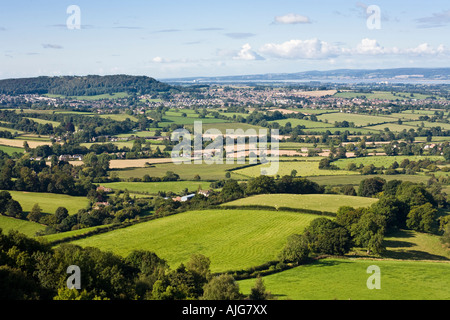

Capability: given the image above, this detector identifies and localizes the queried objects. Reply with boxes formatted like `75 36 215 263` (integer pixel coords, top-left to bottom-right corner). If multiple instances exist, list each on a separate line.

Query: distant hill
0 74 176 96
164 68 450 83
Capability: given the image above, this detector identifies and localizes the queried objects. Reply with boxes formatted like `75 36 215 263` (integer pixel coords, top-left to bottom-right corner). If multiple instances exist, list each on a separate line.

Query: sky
0 0 449 80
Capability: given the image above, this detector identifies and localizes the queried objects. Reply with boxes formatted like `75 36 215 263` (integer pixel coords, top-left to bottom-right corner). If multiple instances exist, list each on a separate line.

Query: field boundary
216 204 336 217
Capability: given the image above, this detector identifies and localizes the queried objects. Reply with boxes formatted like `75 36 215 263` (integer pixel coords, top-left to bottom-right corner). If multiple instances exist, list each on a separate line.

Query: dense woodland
0 75 177 96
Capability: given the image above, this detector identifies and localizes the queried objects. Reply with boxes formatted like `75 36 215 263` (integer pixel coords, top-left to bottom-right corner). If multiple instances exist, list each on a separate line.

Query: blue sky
0 0 449 79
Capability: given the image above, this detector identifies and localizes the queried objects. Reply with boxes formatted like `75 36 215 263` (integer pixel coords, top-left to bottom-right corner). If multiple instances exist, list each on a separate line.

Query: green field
101 181 212 195
96 113 139 122
238 258 450 300
222 194 378 213
0 144 24 155
68 209 324 272
4 190 90 215
382 229 450 260
233 160 359 178
269 118 334 128
334 155 445 170
308 174 433 186
185 122 264 133
317 112 397 127
24 117 61 127
0 215 45 237
365 123 418 132
403 121 450 130
333 91 442 101
113 162 246 181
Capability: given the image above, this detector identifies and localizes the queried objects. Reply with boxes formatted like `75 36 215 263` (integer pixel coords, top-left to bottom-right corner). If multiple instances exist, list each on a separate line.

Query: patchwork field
317 112 397 127
222 194 378 213
334 155 445 170
0 144 24 155
0 137 51 148
68 209 324 272
308 174 434 186
0 215 45 237
101 181 212 195
233 160 359 178
238 258 450 300
113 162 246 180
4 190 90 215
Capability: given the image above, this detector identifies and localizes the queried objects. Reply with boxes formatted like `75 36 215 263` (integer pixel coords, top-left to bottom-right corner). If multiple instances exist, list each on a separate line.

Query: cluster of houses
94 185 212 209
171 189 212 202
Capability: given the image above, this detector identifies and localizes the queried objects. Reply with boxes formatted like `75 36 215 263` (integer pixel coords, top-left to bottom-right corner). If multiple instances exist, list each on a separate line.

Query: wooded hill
0 74 176 96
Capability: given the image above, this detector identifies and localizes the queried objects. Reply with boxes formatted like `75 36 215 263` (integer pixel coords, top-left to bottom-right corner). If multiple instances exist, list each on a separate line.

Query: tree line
279 177 449 263
0 75 176 96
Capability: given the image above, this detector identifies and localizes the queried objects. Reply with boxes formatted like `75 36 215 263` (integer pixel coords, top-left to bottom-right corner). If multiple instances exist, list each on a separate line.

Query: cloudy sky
0 0 449 79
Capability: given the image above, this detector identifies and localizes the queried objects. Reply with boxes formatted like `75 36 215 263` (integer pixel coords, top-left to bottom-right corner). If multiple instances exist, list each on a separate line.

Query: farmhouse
198 189 212 197
97 186 113 193
173 194 196 202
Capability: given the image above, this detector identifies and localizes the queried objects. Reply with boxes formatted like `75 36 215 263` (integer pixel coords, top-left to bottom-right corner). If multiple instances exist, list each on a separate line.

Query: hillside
0 74 176 96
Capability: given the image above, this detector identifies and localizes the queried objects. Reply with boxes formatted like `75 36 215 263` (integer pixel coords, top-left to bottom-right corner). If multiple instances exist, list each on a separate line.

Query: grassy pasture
4 190 90 215
0 144 24 155
365 123 418 132
317 112 398 127
0 138 51 149
24 117 61 127
185 122 265 133
333 91 441 101
68 209 324 272
222 194 378 213
308 174 433 187
233 160 358 178
403 121 450 130
95 113 139 122
101 181 212 195
113 162 246 180
0 215 45 237
238 258 450 300
269 119 334 128
334 155 444 170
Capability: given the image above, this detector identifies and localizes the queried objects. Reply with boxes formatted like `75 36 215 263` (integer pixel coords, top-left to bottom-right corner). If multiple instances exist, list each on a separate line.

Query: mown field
317 112 398 127
0 215 45 237
233 160 359 178
0 144 24 155
68 209 324 272
238 258 450 300
101 181 212 195
308 174 433 187
334 155 445 170
113 162 246 181
3 190 90 215
222 194 378 213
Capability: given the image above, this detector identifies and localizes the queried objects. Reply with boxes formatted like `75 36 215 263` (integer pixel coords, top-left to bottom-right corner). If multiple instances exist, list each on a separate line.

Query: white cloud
233 43 264 61
152 56 165 63
355 38 385 55
405 43 447 56
258 38 449 60
273 13 311 24
259 39 339 59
